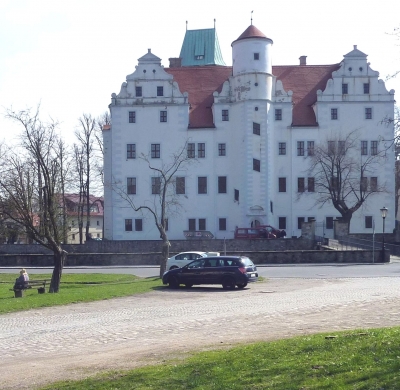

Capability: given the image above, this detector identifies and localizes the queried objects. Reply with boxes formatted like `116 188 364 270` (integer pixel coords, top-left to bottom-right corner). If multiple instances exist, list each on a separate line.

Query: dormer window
254 53 260 60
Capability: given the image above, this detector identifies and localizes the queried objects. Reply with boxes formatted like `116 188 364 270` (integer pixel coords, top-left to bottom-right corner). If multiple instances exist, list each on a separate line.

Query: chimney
169 57 182 68
299 56 307 66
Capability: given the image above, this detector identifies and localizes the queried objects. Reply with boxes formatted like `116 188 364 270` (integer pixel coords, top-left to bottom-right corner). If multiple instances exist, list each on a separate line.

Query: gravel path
1 277 400 389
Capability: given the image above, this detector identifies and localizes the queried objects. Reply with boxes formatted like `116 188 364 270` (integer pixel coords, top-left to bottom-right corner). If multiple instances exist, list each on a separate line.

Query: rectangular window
125 219 132 231
307 141 314 156
297 141 304 156
135 219 143 231
176 176 185 194
128 111 136 123
151 177 161 194
331 108 338 120
275 109 282 121
151 143 160 158
188 219 196 231
218 143 226 156
135 86 142 97
160 110 167 122
198 219 206 231
253 158 260 172
326 217 334 229
278 177 286 192
308 177 315 192
370 177 378 191
218 176 227 194
198 143 205 158
198 177 207 194
338 141 346 155
330 177 338 191
97 221 99 226
279 217 287 230
222 109 229 121
298 178 305 193
365 216 373 229
363 83 370 94
127 177 136 195
361 141 368 156
253 122 260 135
298 217 305 230
127 144 136 159
254 53 259 60
342 83 348 94
365 108 372 119
72 234 75 240
371 141 378 155
219 218 227 231
187 143 195 158
157 86 163 96
279 142 286 155
328 141 336 156
234 189 239 202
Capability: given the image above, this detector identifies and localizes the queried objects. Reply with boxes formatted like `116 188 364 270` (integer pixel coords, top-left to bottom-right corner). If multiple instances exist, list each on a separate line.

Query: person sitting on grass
13 268 29 290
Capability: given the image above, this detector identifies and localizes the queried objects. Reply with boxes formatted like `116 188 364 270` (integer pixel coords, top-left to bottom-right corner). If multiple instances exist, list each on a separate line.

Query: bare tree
0 107 68 292
112 141 196 277
74 114 100 242
305 130 389 230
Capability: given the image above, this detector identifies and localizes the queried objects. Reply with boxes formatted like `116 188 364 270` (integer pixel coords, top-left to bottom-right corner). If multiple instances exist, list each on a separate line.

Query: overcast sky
1 0 399 145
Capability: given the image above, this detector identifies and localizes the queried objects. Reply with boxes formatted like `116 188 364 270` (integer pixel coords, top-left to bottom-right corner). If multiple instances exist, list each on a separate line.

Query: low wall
0 248 389 267
0 238 310 255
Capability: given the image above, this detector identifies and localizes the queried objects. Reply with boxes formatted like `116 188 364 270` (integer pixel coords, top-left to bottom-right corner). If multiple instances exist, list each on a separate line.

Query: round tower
232 25 273 76
231 25 273 101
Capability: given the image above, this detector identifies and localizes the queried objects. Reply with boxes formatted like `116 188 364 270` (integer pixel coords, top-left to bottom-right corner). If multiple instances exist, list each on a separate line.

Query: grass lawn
41 327 400 390
0 273 162 314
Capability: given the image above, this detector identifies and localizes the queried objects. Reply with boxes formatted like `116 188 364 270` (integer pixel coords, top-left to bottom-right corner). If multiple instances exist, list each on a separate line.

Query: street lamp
380 207 388 261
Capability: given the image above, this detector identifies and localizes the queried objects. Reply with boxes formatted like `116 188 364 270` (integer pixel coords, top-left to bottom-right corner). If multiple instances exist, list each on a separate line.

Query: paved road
2 261 400 278
1 275 400 389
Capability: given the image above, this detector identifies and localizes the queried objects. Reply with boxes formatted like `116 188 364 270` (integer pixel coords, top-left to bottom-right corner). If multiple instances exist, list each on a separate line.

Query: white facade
103 26 395 240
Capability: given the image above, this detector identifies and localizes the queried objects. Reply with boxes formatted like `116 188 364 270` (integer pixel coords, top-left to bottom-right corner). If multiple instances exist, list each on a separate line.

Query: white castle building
103 24 396 240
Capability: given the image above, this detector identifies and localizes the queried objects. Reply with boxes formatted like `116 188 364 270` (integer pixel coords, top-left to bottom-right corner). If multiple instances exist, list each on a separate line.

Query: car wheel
168 276 180 289
222 277 236 290
237 283 247 289
185 283 193 288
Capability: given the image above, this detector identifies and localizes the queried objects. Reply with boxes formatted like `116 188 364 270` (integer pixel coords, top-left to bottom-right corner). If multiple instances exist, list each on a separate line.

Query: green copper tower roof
179 28 226 66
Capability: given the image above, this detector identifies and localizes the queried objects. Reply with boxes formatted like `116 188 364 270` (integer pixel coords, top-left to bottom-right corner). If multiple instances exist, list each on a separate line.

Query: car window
240 257 254 266
203 258 219 267
187 259 204 269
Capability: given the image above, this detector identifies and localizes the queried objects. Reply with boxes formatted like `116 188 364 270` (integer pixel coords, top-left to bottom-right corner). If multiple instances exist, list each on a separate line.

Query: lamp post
380 207 388 262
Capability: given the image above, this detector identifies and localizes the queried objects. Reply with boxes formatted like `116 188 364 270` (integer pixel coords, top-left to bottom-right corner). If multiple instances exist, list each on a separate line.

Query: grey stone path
1 277 400 389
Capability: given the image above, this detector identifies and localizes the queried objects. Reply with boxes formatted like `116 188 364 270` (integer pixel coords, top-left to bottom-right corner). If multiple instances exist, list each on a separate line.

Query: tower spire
251 10 253 25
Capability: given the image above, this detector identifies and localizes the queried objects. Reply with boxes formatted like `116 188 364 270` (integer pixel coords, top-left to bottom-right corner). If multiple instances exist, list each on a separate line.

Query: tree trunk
49 249 67 293
159 239 170 278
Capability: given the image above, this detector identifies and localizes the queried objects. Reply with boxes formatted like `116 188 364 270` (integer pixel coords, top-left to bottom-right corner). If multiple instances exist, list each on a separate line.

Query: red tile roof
232 25 270 43
166 66 232 128
273 64 341 126
63 194 104 216
166 63 340 127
